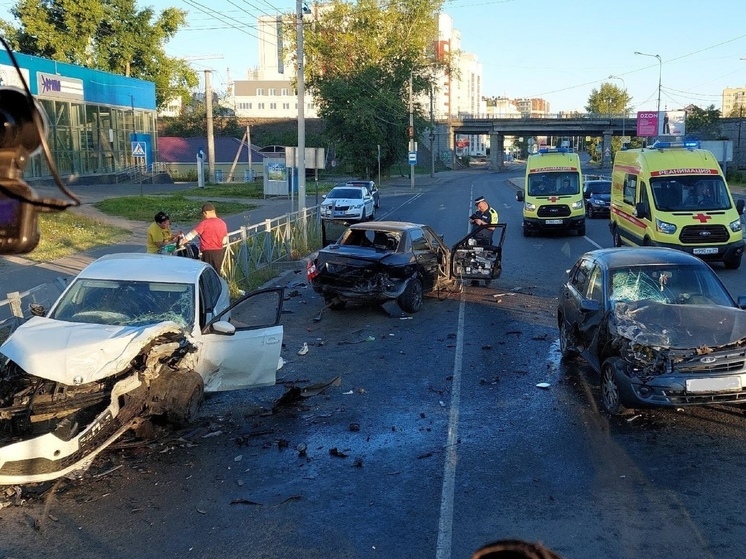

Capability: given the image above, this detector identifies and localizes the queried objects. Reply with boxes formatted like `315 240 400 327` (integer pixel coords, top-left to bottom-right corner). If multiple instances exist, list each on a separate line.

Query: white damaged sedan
0 253 284 485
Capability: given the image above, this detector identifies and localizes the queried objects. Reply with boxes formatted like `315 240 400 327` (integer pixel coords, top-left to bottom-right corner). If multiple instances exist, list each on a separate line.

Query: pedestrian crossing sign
131 141 146 157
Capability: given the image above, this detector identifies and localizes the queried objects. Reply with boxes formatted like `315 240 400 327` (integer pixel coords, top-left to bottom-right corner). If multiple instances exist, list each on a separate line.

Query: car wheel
166 369 205 426
612 228 622 247
522 227 531 237
724 254 742 270
398 278 423 313
361 209 367 221
601 357 628 416
577 224 586 237
558 317 578 360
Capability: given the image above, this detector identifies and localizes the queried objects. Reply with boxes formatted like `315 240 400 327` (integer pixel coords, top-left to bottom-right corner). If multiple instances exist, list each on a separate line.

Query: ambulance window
623 174 637 205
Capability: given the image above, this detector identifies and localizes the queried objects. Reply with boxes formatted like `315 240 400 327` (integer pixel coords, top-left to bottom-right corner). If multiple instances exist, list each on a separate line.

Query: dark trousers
202 249 225 272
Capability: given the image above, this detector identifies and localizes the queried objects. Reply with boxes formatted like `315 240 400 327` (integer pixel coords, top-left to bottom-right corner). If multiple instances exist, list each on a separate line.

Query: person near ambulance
470 196 499 245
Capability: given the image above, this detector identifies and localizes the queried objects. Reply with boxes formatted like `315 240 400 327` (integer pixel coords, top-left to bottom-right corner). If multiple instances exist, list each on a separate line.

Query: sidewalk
0 169 472 296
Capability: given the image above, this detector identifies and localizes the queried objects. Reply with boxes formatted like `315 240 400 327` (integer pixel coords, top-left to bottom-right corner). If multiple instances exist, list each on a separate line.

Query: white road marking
435 295 465 559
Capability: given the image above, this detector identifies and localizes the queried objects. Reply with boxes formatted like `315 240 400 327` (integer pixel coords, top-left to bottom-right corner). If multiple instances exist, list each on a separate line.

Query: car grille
537 205 571 218
679 224 730 244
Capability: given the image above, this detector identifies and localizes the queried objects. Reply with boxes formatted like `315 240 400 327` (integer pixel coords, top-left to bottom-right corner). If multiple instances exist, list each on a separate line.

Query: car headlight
590 197 605 206
655 218 677 235
571 200 583 210
729 218 742 232
351 203 363 209
524 202 536 211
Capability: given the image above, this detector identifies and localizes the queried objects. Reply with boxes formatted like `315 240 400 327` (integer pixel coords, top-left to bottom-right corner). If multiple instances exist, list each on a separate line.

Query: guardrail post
7 292 23 318
240 226 249 278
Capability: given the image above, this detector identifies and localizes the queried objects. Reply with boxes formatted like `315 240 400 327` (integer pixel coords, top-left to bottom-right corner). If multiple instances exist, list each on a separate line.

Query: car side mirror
580 299 600 313
635 201 649 220
211 320 236 335
516 190 524 202
737 199 745 216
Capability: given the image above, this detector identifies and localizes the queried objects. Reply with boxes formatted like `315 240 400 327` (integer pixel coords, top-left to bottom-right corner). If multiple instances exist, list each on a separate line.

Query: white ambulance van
609 140 745 269
516 148 585 237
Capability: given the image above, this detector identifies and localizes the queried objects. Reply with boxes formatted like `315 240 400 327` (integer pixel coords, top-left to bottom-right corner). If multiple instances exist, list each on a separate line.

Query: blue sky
1 0 745 114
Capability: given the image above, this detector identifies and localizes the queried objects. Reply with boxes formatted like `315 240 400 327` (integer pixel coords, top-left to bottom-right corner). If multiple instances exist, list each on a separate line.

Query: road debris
297 342 309 355
329 447 348 458
536 383 551 389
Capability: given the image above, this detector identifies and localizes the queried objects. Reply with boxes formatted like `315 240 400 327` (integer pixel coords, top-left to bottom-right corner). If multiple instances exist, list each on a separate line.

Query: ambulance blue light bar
538 147 572 154
650 140 700 150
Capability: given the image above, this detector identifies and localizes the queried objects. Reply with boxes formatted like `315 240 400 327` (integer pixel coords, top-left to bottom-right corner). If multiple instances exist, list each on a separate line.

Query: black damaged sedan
307 220 505 313
558 247 746 415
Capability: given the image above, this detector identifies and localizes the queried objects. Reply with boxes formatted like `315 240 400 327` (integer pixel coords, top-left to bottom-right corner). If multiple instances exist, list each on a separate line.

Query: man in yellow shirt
146 211 180 253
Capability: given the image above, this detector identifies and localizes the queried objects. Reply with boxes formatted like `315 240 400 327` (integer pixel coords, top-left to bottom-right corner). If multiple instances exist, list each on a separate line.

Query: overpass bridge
440 115 633 170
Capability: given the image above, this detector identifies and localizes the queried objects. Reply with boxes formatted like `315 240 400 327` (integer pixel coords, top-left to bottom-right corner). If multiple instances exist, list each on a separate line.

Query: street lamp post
296 0 307 213
608 74 627 142
634 51 662 116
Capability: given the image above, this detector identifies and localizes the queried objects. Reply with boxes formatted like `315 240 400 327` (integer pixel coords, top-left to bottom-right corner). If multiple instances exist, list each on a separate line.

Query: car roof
76 253 210 283
584 247 708 268
348 220 425 231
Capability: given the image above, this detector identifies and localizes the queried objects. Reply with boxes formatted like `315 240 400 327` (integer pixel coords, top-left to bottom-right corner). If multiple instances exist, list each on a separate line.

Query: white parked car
320 185 375 221
0 253 284 485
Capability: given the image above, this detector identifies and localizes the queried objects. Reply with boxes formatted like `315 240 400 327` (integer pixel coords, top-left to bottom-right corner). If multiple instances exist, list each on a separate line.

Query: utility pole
296 0 306 212
205 69 215 183
409 73 414 191
247 124 253 181
429 83 435 178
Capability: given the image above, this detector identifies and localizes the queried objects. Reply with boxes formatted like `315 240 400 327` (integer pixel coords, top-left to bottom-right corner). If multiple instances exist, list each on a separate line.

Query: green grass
94 195 256 223
28 212 131 262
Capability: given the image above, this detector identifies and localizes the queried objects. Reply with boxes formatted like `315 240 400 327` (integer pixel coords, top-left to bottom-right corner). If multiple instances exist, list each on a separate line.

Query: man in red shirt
181 202 228 271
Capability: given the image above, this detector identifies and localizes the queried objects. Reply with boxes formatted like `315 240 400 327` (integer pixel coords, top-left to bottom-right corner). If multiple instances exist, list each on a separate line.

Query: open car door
450 223 507 283
198 288 284 392
321 218 353 247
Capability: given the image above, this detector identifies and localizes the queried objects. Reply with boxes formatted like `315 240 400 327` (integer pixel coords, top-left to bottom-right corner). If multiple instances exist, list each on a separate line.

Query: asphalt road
3 166 746 559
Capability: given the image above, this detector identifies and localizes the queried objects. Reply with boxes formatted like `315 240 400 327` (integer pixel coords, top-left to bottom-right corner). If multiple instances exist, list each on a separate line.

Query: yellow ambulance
609 140 745 269
516 148 585 237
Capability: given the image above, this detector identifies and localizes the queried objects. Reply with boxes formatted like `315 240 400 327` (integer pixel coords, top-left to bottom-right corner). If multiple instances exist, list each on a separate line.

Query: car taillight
306 260 318 280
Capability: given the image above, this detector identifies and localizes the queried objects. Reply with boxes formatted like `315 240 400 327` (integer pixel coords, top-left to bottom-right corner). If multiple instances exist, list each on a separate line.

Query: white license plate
686 376 741 393
693 247 719 255
545 219 563 225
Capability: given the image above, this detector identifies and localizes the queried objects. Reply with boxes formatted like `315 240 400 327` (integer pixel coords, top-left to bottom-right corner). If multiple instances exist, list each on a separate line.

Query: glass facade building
0 50 157 179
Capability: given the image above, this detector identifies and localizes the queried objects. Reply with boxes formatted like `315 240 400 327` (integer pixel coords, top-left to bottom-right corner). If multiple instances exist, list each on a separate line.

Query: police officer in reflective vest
470 196 499 246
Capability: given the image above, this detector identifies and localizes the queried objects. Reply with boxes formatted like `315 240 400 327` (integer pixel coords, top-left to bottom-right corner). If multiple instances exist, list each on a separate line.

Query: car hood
612 301 746 350
322 198 364 206
0 317 186 385
589 193 611 202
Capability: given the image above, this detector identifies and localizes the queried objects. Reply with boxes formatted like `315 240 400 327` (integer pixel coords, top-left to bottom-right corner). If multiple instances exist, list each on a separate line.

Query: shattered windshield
609 264 734 307
651 175 731 211
49 279 195 330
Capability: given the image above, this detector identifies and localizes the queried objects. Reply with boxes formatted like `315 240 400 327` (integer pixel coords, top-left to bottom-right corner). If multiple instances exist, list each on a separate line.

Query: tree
291 0 445 176
685 105 722 139
585 82 630 161
160 94 244 137
0 0 198 109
